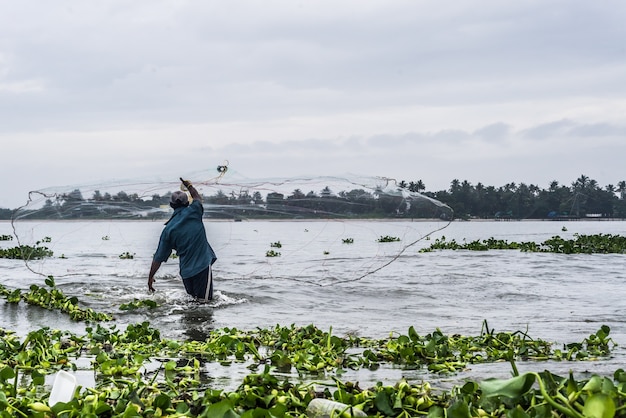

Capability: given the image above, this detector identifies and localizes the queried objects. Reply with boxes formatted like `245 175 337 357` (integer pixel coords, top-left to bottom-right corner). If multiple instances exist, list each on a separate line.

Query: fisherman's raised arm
180 177 201 202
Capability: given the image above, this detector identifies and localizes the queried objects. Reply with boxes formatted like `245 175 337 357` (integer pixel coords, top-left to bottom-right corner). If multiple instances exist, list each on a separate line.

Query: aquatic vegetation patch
0 276 112 322
0 322 621 417
0 234 13 241
0 237 53 259
265 250 281 257
420 233 626 254
378 235 401 243
118 299 159 311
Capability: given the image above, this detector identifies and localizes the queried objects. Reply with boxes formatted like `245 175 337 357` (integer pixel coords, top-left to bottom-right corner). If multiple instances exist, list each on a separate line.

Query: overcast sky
1 0 625 209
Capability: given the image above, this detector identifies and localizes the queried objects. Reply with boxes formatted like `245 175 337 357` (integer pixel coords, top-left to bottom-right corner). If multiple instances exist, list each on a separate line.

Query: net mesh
9 163 453 286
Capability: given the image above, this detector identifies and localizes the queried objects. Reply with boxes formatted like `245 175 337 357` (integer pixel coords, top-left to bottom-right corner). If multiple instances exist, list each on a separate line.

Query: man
148 178 217 301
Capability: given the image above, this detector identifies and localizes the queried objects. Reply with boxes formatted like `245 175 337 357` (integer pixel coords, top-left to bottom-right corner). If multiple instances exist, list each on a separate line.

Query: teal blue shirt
153 200 216 279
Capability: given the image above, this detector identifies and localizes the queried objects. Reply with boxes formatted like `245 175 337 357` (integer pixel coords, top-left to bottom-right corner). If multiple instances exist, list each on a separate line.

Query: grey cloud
432 129 472 142
1 1 625 134
473 123 511 142
569 122 626 138
367 134 407 148
521 120 577 140
367 129 474 149
522 120 626 140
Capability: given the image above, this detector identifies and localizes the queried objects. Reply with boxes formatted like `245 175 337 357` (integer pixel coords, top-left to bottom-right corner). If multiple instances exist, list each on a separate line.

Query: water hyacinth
420 233 626 254
0 317 622 417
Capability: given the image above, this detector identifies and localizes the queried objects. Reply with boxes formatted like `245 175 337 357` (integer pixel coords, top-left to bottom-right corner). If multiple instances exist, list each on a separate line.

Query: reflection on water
178 305 215 341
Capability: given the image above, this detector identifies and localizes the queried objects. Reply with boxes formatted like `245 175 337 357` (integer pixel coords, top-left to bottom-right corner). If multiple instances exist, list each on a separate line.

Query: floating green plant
0 238 53 260
270 241 282 248
377 235 400 243
119 299 159 311
0 322 620 418
342 238 354 244
0 234 13 241
118 251 135 259
0 276 112 322
420 233 626 254
266 250 281 257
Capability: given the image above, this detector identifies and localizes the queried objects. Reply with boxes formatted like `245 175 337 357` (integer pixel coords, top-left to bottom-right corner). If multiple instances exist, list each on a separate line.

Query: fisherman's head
170 191 189 209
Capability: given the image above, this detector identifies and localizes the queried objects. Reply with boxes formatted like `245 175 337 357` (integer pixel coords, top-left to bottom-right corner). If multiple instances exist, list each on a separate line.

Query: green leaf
426 406 444 418
0 366 15 383
408 326 419 342
95 402 113 415
176 402 190 414
460 381 478 395
154 393 171 410
122 402 141 418
506 406 530 418
269 402 287 418
374 391 395 416
599 325 610 338
480 373 535 398
614 369 626 383
31 369 45 386
583 393 615 418
582 376 603 393
393 392 403 410
446 400 470 418
203 399 240 418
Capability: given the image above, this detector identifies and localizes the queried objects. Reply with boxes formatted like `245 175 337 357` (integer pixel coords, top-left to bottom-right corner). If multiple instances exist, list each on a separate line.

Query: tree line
2 174 625 220
427 175 626 220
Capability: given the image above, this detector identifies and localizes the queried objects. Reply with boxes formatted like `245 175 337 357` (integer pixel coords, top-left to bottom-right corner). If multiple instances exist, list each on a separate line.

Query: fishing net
6 163 453 288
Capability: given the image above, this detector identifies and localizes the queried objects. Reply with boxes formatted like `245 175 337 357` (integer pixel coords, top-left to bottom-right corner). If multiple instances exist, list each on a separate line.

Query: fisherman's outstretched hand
180 177 192 189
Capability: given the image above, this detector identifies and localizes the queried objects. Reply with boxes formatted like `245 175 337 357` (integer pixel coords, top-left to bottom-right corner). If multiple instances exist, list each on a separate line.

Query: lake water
1 218 625 388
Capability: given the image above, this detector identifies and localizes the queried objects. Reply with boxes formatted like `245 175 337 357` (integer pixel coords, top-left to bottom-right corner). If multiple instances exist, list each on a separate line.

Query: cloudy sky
1 0 625 208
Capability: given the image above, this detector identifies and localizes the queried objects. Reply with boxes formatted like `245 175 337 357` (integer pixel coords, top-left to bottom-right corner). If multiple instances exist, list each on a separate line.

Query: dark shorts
182 265 213 301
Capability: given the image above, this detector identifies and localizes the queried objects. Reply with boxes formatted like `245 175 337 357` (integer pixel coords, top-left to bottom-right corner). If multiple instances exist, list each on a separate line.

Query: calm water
1 219 626 387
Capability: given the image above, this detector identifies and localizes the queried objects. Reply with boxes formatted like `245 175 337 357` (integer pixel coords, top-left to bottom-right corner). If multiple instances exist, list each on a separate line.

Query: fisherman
148 178 217 301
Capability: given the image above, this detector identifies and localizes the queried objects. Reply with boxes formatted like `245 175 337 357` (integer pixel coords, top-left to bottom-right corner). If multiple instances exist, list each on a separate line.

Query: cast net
6 163 453 291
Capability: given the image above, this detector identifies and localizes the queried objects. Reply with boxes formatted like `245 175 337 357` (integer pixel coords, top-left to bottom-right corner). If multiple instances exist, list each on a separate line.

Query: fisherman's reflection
180 304 215 341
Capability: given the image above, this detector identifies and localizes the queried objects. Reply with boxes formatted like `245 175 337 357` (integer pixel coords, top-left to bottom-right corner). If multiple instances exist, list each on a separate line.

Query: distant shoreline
2 217 625 223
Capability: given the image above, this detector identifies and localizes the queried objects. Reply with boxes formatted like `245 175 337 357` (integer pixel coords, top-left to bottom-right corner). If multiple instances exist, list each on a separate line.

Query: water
2 219 626 388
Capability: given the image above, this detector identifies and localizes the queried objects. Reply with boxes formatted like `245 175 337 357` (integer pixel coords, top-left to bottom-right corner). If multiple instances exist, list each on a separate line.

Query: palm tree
549 180 559 192
408 180 426 193
617 181 626 200
572 175 590 190
450 179 461 193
